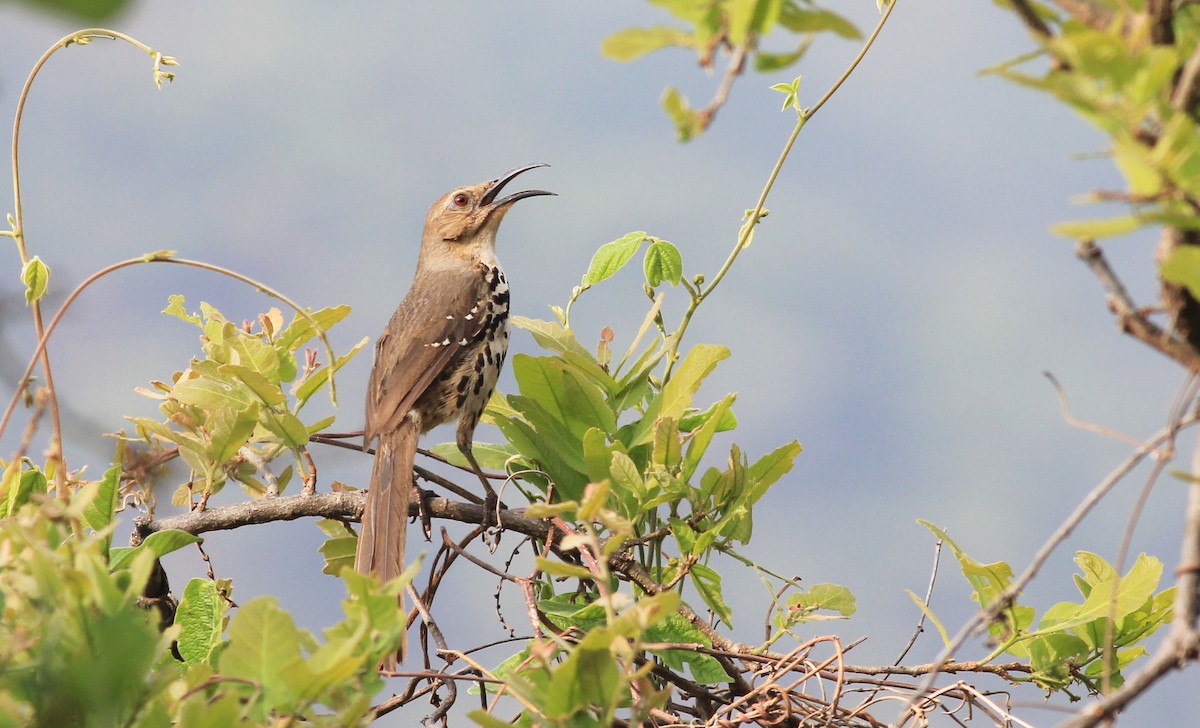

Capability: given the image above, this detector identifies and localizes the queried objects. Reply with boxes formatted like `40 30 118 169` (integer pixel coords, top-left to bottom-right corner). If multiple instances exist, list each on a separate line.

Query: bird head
421 164 553 261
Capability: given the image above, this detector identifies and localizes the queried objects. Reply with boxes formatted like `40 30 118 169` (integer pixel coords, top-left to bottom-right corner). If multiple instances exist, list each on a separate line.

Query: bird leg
458 442 501 549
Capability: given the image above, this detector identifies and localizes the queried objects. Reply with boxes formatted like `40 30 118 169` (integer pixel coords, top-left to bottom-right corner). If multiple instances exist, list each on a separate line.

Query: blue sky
2 2 1196 723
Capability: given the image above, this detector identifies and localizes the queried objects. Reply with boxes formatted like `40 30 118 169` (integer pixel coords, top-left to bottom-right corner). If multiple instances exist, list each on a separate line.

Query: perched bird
357 164 552 667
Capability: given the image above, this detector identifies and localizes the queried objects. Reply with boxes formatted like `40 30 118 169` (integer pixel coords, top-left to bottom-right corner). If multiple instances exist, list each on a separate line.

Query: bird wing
365 264 492 440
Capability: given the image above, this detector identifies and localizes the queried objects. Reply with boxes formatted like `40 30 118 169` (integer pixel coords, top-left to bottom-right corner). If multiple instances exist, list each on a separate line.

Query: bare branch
1077 239 1199 369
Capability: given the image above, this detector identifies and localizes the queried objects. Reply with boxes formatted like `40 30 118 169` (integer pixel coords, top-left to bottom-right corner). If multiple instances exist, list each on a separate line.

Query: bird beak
480 163 555 208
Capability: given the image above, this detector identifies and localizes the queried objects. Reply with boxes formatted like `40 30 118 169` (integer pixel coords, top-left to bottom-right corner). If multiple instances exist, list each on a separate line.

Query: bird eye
452 193 470 207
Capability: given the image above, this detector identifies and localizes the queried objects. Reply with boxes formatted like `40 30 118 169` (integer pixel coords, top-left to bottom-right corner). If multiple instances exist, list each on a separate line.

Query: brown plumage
357 164 552 669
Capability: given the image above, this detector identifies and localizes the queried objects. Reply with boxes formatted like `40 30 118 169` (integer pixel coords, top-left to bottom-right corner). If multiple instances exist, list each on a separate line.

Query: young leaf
21 255 50 304
644 238 683 287
581 232 646 289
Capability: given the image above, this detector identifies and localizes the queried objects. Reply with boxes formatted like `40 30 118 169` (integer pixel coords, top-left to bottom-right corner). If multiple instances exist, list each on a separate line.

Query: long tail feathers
356 422 416 668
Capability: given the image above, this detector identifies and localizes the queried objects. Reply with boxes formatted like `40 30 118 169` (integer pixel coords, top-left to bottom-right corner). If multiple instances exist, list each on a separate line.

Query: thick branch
134 492 552 543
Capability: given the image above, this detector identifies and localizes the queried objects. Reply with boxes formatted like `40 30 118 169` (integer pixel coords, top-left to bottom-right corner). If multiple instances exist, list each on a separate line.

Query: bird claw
416 487 434 541
482 489 501 553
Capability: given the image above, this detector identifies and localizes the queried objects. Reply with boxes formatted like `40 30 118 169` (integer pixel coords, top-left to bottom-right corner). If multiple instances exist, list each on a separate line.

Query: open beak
480 163 555 208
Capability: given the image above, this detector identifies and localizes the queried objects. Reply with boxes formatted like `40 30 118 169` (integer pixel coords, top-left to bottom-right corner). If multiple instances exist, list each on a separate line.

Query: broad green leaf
222 364 285 406
81 464 122 551
512 317 614 391
728 0 783 45
683 394 736 480
206 402 260 464
1051 215 1144 239
258 408 309 451
778 3 862 39
690 562 733 626
645 612 727 683
229 335 279 380
608 450 645 516
557 363 618 435
788 583 856 618
545 629 622 717
21 255 50 304
644 239 683 287
509 395 590 474
581 232 646 288
429 441 519 471
220 598 307 716
745 439 802 503
110 529 201 570
274 305 352 352
755 40 812 72
629 344 730 446
171 375 252 412
1029 633 1089 690
4 465 46 517
652 417 682 471
601 26 691 61
176 578 225 665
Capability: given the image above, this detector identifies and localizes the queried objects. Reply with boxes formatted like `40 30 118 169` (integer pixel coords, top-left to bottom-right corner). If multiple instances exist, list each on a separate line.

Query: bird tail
356 421 415 667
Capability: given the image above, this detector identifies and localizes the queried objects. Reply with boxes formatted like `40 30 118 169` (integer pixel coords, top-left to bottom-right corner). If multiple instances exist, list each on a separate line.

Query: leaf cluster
921 522 1173 696
601 0 862 139
0 458 407 727
126 296 365 504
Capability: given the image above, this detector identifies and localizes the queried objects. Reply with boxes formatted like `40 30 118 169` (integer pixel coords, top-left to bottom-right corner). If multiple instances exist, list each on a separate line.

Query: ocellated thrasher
356 164 552 668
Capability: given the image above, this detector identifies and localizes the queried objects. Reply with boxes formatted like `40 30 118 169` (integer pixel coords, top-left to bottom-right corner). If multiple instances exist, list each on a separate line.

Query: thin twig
1044 370 1141 446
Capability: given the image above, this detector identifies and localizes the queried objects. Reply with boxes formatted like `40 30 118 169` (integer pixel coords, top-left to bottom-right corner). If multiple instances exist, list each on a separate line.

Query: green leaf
1051 215 1144 239
683 394 736 480
788 582 857 618
581 232 647 288
292 336 368 409
81 464 122 552
219 596 305 712
274 305 352 352
662 86 704 141
643 239 683 287
601 26 691 61
678 400 738 433
919 520 1035 649
110 529 201 570
162 294 201 326
176 578 225 665
690 562 733 626
545 629 622 717
755 39 813 72
429 441 519 471
778 3 862 39
3 464 46 517
629 344 731 446
21 255 50 304
1161 246 1200 299
512 317 616 391
745 439 802 503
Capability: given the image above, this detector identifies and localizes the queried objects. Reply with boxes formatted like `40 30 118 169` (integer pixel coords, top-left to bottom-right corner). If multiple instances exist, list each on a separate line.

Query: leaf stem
9 29 176 499
662 0 898 379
